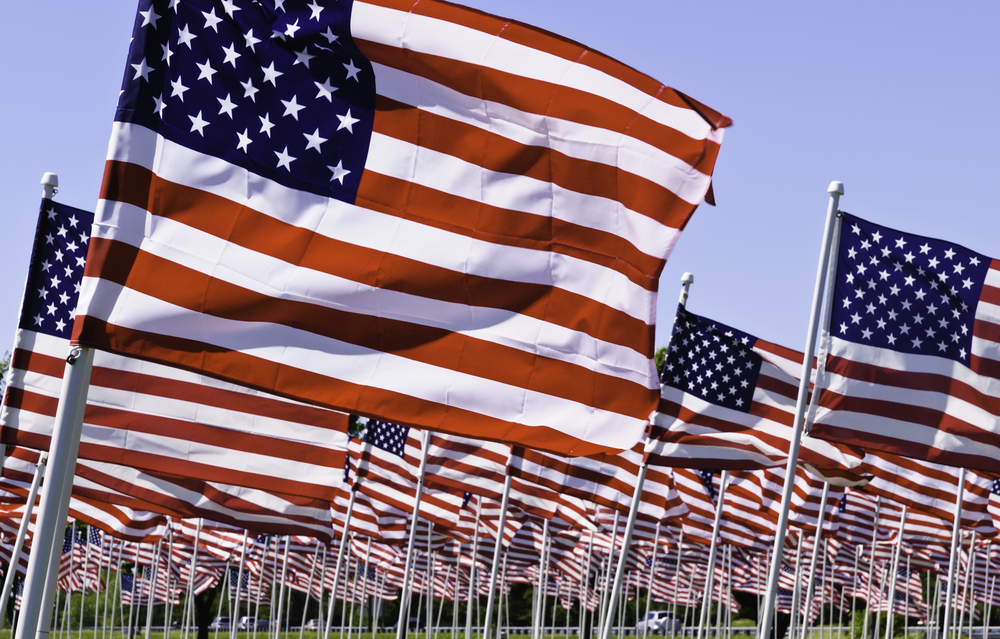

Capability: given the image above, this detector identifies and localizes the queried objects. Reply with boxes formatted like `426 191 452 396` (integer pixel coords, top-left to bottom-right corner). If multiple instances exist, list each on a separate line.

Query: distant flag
810 212 1000 472
647 306 866 483
72 0 730 456
1 198 350 502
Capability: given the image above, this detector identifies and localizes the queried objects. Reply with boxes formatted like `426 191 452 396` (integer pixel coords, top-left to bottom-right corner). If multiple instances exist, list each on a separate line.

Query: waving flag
647 306 866 482
810 212 1000 471
72 0 729 456
1 199 349 501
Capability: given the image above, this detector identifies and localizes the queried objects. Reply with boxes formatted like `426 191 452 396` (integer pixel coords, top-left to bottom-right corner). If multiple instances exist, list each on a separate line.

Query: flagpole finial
40 173 59 200
679 272 694 308
827 181 844 196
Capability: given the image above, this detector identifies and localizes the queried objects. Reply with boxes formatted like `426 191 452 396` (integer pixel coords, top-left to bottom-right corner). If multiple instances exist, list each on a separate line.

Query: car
238 617 256 631
255 619 272 631
304 620 321 630
635 611 682 634
209 618 231 632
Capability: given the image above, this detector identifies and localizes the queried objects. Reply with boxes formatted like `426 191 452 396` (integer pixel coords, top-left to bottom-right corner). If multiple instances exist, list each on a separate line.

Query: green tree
0 350 9 397
654 346 667 377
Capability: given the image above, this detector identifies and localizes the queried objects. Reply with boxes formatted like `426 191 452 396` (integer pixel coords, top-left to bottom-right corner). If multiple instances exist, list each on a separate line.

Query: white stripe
78 276 649 450
106 122 658 325
352 2 721 143
371 60 712 210
96 198 654 387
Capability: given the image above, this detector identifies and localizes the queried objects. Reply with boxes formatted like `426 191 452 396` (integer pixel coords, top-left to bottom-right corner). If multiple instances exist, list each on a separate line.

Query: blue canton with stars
660 306 762 414
830 213 990 365
18 200 94 340
363 420 408 458
119 0 374 203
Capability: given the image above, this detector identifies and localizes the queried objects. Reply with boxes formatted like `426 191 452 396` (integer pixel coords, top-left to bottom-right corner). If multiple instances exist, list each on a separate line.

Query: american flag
0 198 351 502
811 211 1000 472
647 306 866 482
72 0 730 457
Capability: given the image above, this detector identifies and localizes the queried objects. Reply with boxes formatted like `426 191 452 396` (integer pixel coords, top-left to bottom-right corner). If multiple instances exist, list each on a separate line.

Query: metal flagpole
325 490 358 639
395 431 432 639
232 530 249 639
598 514 619 634
757 181 844 639
797 482 831 639
673 533 685 639
482 473 513 639
941 469 967 639
300 540 322 639
788 538 804 639
533 519 551 639
642 522 662 639
274 537 291 639
962 537 977 639
145 543 162 639
696 470 731 639
903 554 910 639
164 530 175 639
598 464 650 639
860 497 882 639
883 506 908 639
467 499 483 639
849 545 861 638
0 453 46 624
184 519 204 639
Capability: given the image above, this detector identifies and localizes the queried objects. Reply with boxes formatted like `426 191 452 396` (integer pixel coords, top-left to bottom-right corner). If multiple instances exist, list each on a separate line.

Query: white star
244 29 262 52
307 0 324 20
80 231 89 244
861 328 873 340
281 95 305 120
196 59 217 84
899 323 910 335
847 247 858 259
928 257 940 269
221 0 241 16
851 224 861 235
33 314 44 327
944 248 955 260
839 323 848 334
140 7 161 28
171 76 189 101
337 109 360 133
56 225 68 238
919 243 931 254
54 248 64 262
177 24 197 49
895 238 906 249
937 341 948 352
49 275 62 288
912 337 923 348
344 59 362 81
202 8 223 32
262 62 283 86
315 78 337 102
153 94 167 117
871 231 882 243
285 18 301 38
887 334 897 345
131 57 153 82
259 113 275 137
959 348 967 359
962 278 973 290
161 42 174 65
328 161 351 184
275 147 296 171
41 260 52 272
222 43 241 67
55 319 66 332
850 313 862 325
294 47 316 68
320 26 339 45
168 0 180 11
189 110 209 136
953 262 965 275
236 129 252 152
970 256 981 266
303 128 328 153
58 292 70 305
217 94 237 118
240 78 259 102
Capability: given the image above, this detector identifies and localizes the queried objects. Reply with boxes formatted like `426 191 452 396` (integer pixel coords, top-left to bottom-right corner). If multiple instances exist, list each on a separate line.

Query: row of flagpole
9 174 997 639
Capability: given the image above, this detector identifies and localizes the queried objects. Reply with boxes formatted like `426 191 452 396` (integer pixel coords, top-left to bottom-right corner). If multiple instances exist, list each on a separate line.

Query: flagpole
300 540 322 639
641 522 662 639
860 497 881 639
883 506 908 639
184 519 203 639
797 482 831 639
164 530 176 639
396 430 431 639
466 499 483 639
325 489 358 639
532 518 551 639
0 453 47 624
696 470 731 639
232 530 249 639
274 537 291 639
940 469 966 639
756 181 844 639
482 473 513 639
144 542 161 639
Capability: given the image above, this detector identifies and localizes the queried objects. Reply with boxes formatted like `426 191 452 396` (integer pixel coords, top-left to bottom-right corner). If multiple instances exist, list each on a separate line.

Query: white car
636 611 681 634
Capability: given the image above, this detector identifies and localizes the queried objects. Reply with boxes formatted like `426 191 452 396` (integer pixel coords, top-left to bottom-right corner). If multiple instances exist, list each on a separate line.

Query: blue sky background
2 1 999 358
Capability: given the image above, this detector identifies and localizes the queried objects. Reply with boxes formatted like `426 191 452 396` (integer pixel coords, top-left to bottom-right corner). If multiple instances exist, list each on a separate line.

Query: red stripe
359 38 722 183
73 316 620 458
101 160 654 357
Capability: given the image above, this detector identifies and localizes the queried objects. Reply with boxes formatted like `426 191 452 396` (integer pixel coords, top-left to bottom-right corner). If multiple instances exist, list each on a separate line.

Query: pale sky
2 1 998 359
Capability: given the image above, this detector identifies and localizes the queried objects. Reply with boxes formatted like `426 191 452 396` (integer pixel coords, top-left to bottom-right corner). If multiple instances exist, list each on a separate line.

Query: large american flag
810 211 1000 472
71 0 729 456
647 306 867 483
1 198 350 501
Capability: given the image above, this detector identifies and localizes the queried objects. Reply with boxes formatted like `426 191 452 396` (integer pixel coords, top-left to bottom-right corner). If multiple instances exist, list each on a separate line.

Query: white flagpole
0 453 46 624
274 537 291 639
325 490 358 639
599 464 651 639
797 482 831 639
597 514 619 634
300 540 322 639
672 533 684 639
696 470 731 639
788 537 804 639
396 431 432 639
232 530 249 639
883 506 908 639
144 543 161 639
532 519 551 639
861 497 882 639
482 473 513 639
757 182 844 639
849 544 861 637
184 519 203 639
941 469 967 639
164 530 176 639
465 499 483 639
641 522 662 639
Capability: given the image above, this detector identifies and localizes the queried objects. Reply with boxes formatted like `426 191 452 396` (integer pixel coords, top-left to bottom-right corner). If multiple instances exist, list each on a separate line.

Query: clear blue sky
2 1 999 358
